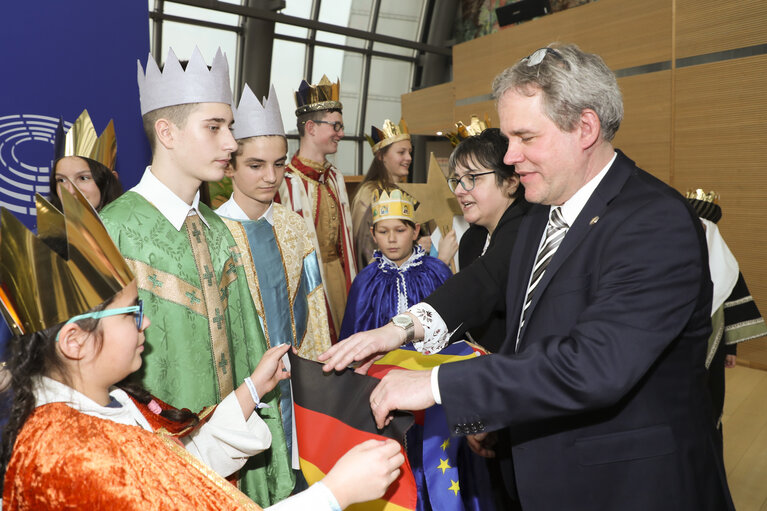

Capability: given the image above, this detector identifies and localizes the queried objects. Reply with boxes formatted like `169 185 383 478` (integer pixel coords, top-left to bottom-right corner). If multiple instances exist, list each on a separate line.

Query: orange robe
3 403 262 510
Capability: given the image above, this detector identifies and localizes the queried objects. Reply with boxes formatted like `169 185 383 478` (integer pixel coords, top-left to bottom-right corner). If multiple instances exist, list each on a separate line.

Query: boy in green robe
100 47 294 505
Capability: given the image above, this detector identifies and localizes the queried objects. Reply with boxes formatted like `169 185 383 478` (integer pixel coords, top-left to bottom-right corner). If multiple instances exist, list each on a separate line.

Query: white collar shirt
130 166 210 231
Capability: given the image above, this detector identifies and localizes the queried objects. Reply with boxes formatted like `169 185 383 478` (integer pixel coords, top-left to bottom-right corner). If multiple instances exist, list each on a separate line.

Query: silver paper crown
232 84 285 140
137 46 233 115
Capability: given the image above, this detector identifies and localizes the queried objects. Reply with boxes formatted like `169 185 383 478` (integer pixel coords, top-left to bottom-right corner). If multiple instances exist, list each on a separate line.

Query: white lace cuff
408 302 451 354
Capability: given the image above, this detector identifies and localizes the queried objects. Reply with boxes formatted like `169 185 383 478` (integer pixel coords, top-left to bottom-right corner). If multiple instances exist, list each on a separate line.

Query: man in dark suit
320 43 734 510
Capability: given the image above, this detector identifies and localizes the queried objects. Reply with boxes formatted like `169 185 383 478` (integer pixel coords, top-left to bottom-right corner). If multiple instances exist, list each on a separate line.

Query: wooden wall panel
453 99 499 130
400 82 454 134
676 0 767 59
673 55 767 365
452 0 671 102
613 71 672 183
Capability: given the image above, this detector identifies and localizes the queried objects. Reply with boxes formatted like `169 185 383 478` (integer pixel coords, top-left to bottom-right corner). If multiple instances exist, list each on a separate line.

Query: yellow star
437 458 451 474
448 479 460 496
440 439 450 451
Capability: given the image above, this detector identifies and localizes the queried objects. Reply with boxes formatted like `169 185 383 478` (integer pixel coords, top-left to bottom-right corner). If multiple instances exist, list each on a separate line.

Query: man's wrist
390 313 415 344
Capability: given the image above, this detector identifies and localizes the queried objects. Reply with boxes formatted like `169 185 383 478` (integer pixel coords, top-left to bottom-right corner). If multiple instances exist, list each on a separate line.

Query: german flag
288 351 417 510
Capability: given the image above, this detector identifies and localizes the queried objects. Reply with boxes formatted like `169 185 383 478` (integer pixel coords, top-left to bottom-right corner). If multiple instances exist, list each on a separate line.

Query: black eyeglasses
523 47 564 67
447 171 495 192
310 120 344 132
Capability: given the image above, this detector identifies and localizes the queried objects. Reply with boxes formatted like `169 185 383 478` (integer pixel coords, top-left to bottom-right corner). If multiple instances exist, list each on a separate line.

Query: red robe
3 403 261 510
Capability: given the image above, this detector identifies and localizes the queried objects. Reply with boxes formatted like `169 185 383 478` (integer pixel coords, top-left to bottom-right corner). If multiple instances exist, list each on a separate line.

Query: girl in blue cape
339 189 452 339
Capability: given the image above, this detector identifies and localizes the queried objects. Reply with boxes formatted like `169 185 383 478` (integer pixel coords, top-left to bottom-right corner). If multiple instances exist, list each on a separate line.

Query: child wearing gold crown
339 189 452 339
0 189 404 510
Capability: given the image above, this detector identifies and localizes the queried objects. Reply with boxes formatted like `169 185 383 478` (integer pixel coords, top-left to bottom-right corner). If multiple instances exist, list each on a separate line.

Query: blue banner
0 1 150 230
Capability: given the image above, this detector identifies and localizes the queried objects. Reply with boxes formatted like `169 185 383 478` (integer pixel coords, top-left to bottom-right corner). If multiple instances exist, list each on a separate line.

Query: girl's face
452 159 518 231
372 218 419 267
92 281 150 384
55 156 102 208
380 140 412 182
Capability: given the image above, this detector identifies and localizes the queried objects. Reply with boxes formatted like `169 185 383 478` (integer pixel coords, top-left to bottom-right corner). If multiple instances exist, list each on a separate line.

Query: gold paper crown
444 115 491 147
54 109 117 170
366 119 411 154
371 188 417 224
685 189 719 203
0 187 134 336
294 75 342 116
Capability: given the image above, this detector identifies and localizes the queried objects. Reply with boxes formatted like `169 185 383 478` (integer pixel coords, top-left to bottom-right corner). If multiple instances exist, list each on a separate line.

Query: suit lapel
516 152 635 346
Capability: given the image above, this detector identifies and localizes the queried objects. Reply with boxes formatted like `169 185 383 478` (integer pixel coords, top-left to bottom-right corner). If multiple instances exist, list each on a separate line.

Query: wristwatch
390 313 415 344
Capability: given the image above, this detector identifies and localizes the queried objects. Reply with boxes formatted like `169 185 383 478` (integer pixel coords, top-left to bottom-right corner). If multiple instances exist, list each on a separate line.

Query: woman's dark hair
0 294 196 490
448 128 523 199
49 156 123 212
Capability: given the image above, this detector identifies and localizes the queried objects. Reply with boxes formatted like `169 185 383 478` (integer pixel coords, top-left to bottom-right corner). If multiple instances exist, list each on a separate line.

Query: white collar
215 197 274 225
375 246 425 272
130 166 210 231
33 376 153 431
557 151 617 226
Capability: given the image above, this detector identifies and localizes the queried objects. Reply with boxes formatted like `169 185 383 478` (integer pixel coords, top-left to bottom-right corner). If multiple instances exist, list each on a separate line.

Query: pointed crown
294 75 342 116
0 187 134 336
54 109 117 169
137 47 233 115
444 114 491 147
371 188 417 224
366 119 410 154
232 84 285 140
686 188 722 224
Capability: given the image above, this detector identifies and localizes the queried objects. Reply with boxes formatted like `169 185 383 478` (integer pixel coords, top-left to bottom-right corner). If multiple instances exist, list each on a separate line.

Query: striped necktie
517 206 569 347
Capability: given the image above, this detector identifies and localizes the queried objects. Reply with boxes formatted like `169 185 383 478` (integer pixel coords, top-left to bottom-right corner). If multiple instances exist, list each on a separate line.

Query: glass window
270 40 307 135
365 57 411 126
326 140 359 174
317 0 353 28
276 0 313 38
164 2 240 26
373 0 425 57
313 47 364 135
160 22 238 86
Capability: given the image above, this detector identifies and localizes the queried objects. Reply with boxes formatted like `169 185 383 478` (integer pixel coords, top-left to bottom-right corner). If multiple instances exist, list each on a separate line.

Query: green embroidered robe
100 192 294 505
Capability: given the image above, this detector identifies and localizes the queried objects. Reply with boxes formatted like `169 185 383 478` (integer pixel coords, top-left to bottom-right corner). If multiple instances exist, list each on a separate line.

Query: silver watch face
392 315 412 328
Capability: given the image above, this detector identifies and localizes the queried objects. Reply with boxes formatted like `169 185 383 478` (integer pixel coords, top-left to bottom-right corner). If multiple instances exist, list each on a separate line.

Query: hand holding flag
370 369 435 429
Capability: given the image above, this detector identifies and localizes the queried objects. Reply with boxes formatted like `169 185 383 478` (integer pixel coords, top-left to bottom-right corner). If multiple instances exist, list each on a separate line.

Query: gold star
437 458 451 474
448 479 460 496
440 438 450 451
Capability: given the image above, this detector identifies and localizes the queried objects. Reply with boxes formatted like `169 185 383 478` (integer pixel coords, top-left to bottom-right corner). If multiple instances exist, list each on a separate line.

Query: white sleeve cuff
431 366 442 405
408 302 451 354
182 392 271 477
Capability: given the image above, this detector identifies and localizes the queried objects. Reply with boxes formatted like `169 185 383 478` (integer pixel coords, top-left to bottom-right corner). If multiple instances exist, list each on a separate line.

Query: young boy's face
308 111 344 156
173 102 236 183
228 136 288 206
371 218 419 267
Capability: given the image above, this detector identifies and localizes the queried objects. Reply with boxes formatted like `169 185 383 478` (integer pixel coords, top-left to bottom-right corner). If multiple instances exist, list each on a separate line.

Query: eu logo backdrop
0 1 150 230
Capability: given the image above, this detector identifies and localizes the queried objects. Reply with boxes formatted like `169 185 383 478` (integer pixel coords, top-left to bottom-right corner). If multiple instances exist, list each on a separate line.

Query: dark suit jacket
452 198 530 352
428 152 734 510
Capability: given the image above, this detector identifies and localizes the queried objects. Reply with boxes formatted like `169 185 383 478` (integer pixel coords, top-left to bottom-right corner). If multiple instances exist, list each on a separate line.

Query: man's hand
725 354 737 368
370 369 435 429
319 322 406 374
466 432 497 458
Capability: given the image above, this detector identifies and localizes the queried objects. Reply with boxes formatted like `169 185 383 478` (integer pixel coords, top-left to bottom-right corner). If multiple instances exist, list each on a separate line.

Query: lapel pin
589 216 599 225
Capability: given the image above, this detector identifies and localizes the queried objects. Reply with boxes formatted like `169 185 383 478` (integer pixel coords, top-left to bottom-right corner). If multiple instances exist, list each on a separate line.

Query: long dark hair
0 297 196 491
49 156 123 212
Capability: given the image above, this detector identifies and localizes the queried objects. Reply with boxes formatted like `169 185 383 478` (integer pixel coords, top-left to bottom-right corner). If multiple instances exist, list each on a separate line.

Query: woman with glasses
447 127 530 352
